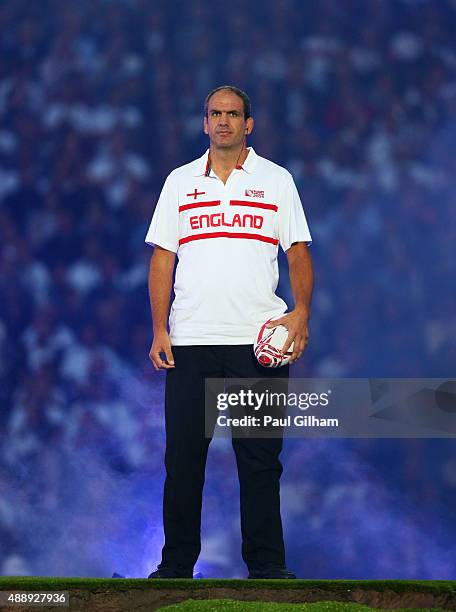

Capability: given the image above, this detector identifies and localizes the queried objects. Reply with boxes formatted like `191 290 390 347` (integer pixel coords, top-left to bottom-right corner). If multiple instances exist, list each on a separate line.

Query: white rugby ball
254 319 294 368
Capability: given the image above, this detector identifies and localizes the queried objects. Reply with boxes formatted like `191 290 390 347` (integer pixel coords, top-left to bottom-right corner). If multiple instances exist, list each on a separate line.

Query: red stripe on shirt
179 232 279 246
230 200 278 212
179 200 221 212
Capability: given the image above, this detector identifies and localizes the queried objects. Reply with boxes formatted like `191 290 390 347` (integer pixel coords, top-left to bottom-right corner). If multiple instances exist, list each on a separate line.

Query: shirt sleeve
144 173 179 253
277 171 312 252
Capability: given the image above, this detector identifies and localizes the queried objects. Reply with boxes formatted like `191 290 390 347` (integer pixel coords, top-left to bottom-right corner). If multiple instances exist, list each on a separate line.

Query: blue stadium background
1 0 455 578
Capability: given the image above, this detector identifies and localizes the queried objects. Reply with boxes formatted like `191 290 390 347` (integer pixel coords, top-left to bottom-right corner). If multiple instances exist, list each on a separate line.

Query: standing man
146 85 313 579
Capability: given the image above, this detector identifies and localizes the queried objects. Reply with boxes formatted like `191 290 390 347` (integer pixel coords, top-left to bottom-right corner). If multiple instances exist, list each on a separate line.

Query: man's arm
267 241 314 363
148 245 176 370
287 241 313 314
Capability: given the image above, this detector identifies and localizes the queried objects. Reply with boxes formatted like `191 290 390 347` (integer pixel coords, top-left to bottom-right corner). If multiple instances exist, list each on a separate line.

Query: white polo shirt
145 147 312 345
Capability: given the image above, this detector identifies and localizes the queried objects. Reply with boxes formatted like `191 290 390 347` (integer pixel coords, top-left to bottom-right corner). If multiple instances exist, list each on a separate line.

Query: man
145 85 313 579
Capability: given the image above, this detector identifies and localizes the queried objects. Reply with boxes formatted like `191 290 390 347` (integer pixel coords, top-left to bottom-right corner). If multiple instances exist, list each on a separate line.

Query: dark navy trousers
158 344 289 572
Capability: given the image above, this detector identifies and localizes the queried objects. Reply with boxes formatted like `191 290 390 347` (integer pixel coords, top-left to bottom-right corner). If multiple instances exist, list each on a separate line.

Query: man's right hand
149 330 175 370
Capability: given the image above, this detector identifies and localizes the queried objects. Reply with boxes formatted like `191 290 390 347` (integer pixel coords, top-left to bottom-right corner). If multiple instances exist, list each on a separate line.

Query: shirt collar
193 146 258 177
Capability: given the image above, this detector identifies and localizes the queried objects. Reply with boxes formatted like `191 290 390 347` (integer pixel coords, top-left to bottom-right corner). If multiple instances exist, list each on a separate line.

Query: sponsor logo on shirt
245 189 264 198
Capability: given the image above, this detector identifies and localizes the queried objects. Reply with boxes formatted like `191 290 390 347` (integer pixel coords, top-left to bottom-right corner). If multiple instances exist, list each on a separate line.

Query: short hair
204 85 252 119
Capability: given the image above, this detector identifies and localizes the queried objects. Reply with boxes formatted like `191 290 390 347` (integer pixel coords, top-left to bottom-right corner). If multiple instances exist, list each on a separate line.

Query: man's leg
233 434 286 570
224 345 290 572
158 345 223 573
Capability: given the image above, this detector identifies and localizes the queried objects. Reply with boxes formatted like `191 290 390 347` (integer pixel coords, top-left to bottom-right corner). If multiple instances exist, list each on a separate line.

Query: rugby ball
254 319 293 368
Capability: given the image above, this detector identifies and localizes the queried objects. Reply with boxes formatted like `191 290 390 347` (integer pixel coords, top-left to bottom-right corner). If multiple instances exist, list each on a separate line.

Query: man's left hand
266 308 310 364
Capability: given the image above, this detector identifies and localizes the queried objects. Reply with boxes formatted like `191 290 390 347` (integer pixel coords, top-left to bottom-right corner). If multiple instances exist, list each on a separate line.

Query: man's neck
209 145 250 174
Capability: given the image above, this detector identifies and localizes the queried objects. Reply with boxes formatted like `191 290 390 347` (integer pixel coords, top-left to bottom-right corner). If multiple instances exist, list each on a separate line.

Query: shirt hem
170 336 256 346
145 237 178 253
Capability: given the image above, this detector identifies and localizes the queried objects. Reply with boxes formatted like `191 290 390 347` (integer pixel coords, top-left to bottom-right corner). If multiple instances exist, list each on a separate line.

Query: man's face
204 90 254 149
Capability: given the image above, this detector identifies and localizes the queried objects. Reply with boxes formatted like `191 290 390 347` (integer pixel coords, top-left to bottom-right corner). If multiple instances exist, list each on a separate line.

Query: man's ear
203 116 208 134
245 117 254 135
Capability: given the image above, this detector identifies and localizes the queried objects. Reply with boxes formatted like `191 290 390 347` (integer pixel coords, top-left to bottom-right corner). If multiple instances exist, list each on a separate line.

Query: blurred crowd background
1 0 455 579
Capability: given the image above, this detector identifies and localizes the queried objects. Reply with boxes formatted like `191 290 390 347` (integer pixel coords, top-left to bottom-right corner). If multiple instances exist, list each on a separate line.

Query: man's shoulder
254 153 292 181
165 155 204 183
